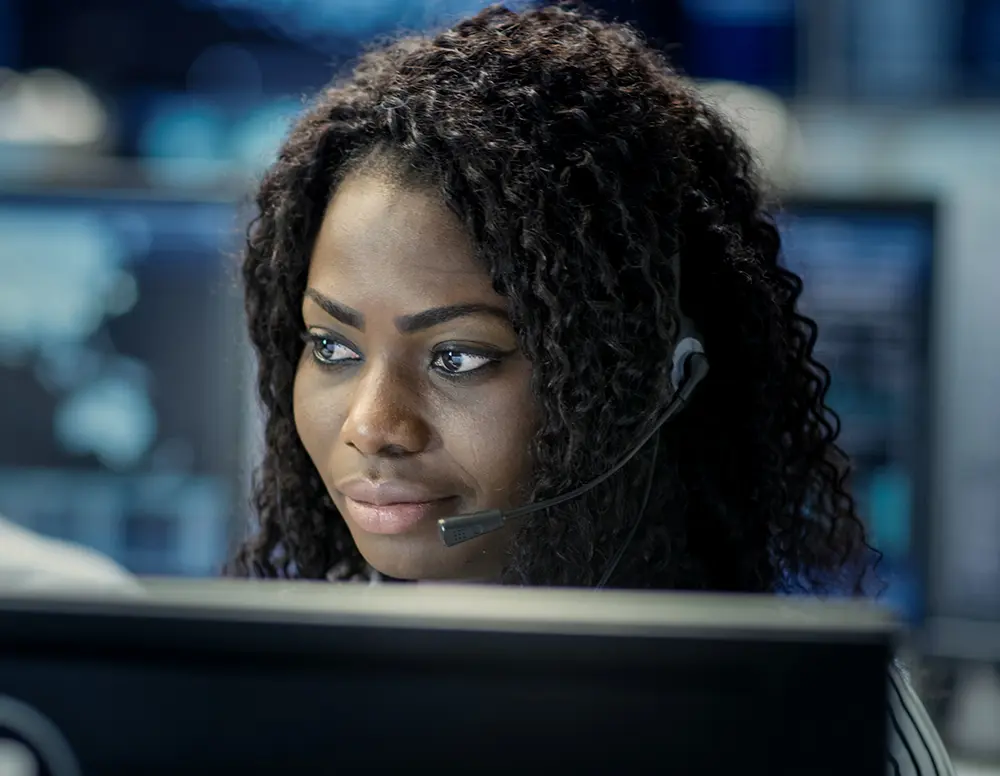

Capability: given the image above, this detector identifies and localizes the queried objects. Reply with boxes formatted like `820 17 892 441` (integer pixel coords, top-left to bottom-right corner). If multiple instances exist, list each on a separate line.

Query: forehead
308 173 496 304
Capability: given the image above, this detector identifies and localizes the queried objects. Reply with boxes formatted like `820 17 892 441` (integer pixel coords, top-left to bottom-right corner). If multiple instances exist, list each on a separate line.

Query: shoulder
0 516 141 594
888 661 956 776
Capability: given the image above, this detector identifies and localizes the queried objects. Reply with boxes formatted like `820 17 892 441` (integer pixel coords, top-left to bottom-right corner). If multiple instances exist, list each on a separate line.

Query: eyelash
302 332 361 369
301 331 504 380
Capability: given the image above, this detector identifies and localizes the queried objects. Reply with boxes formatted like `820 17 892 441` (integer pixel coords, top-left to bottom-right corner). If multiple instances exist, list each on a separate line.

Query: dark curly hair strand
227 4 878 595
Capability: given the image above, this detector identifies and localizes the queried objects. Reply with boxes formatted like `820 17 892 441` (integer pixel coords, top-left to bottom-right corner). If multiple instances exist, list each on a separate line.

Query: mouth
341 496 459 535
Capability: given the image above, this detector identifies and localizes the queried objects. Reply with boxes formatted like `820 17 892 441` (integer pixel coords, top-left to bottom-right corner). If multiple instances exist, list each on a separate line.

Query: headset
437 253 710 588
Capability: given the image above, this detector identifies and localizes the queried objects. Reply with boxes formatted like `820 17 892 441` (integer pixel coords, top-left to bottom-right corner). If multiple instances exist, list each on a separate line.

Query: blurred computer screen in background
0 187 245 575
779 198 937 623
0 188 943 623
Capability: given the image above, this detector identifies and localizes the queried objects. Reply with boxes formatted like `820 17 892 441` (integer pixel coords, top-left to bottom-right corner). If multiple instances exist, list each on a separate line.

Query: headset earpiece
670 335 705 393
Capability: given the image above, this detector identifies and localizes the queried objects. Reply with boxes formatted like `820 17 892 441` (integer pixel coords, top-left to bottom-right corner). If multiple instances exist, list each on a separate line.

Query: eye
304 332 361 366
431 349 496 375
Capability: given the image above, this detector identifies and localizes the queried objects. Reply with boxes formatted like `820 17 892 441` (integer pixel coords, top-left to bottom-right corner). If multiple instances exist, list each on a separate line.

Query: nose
340 359 431 458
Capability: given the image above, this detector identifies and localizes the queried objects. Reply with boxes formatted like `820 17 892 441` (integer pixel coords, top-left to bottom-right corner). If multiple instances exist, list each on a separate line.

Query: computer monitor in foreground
0 583 893 775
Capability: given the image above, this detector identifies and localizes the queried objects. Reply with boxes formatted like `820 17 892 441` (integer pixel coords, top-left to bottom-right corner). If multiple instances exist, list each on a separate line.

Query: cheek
441 367 538 506
292 365 344 468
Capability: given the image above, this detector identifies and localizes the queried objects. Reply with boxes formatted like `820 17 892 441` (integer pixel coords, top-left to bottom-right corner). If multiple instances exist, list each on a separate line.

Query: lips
336 479 458 535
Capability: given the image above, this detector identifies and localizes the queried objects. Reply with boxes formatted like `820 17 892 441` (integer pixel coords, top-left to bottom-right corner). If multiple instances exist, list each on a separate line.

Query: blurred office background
0 0 998 765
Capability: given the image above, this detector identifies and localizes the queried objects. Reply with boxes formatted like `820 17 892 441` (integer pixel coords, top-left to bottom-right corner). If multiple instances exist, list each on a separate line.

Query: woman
229 6 953 773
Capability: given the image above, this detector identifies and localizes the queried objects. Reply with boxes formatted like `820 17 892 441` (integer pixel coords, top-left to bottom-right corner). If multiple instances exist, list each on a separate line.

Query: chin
352 529 504 583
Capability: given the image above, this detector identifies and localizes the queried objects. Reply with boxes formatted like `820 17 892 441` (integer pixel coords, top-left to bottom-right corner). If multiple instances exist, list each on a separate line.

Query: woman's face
294 172 538 581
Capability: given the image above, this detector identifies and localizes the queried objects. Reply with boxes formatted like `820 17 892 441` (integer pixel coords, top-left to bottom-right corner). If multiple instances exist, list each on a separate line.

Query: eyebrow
396 303 509 333
304 289 509 334
305 289 363 330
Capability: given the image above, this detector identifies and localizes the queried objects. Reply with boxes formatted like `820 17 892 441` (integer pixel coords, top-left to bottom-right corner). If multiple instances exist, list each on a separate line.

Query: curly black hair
227 3 878 594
